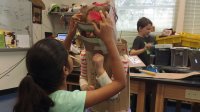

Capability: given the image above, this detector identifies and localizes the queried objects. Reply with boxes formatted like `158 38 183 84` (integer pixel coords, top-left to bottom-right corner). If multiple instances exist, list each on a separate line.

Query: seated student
130 17 153 66
13 11 126 112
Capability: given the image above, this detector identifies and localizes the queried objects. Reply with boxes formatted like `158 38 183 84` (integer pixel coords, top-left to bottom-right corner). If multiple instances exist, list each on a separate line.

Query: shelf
0 48 29 52
66 81 79 86
50 12 76 16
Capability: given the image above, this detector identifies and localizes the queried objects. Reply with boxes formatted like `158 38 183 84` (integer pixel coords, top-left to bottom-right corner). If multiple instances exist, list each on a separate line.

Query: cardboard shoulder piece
77 36 108 54
77 1 130 111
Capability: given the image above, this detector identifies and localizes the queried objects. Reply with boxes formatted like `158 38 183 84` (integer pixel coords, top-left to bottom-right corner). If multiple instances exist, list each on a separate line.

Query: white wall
176 0 186 33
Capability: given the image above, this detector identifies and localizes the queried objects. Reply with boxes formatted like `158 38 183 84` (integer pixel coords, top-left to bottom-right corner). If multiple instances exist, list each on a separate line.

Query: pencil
139 69 156 76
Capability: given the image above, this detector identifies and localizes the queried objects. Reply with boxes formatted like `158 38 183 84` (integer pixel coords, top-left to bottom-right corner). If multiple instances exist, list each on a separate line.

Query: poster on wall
32 5 42 24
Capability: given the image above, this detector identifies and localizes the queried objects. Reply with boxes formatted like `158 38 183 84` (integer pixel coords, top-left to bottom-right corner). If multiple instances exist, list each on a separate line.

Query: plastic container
181 37 200 48
171 47 190 67
156 33 200 48
188 50 200 70
156 35 182 44
181 32 200 48
155 48 171 66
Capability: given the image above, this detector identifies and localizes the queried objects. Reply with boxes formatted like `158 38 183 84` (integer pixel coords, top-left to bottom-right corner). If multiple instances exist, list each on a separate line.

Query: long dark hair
13 39 69 112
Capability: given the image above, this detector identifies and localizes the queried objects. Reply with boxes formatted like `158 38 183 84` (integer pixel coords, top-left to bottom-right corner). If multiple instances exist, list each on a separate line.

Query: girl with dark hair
13 10 126 112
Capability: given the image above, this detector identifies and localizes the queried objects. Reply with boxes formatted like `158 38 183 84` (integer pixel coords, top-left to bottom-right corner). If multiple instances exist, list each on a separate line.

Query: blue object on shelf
145 64 158 73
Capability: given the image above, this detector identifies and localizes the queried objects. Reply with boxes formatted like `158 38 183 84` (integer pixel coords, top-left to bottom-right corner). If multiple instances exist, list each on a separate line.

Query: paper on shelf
16 35 30 48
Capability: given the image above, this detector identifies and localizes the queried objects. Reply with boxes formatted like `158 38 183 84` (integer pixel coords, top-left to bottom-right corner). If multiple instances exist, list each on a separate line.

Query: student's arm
129 38 152 56
64 13 82 50
130 48 146 55
95 55 128 87
130 44 152 55
95 64 119 100
129 37 146 55
94 54 129 100
84 11 126 108
94 54 112 87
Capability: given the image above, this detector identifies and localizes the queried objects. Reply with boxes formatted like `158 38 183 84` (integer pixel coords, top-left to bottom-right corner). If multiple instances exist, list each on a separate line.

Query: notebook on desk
128 55 146 67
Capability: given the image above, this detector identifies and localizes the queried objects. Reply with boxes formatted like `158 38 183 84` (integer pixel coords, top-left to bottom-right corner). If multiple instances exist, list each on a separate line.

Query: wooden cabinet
66 67 80 91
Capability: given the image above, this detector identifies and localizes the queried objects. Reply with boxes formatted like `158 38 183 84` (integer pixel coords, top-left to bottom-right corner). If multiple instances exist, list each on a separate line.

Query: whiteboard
0 0 32 91
0 0 32 35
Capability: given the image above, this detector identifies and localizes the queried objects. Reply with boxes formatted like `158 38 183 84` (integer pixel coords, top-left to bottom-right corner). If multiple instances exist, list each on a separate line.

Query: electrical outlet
185 90 200 100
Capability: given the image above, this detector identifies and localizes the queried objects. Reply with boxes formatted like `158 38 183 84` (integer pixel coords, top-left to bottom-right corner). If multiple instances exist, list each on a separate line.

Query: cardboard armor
77 1 130 112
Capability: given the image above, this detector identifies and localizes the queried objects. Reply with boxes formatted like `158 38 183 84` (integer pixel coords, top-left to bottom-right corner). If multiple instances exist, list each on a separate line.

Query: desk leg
136 82 145 112
155 84 165 112
150 85 157 112
192 103 200 112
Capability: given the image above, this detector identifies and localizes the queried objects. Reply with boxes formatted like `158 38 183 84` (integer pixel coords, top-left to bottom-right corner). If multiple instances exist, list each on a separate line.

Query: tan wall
176 0 186 33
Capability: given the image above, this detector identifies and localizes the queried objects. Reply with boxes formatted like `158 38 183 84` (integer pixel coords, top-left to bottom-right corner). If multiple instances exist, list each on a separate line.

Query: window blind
115 0 178 32
115 0 178 48
183 0 200 34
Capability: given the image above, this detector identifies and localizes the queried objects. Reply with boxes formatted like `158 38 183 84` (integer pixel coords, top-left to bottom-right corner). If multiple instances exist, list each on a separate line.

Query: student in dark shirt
130 17 153 66
130 18 155 112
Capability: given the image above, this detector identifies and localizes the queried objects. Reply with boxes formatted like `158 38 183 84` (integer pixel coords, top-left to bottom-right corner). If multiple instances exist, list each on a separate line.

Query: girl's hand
87 85 95 91
68 13 82 37
92 11 114 44
64 13 82 50
82 84 95 91
92 53 105 76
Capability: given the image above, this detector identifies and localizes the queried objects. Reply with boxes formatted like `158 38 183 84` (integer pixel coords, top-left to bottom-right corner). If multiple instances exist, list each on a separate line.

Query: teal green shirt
49 90 86 112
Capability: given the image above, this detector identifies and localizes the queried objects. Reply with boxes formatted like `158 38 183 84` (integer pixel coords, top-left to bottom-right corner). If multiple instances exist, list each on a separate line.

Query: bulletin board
0 0 32 47
0 0 32 93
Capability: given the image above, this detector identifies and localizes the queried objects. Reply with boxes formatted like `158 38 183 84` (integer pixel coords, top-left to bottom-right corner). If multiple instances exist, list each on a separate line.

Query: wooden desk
155 79 200 112
130 80 146 112
130 75 200 112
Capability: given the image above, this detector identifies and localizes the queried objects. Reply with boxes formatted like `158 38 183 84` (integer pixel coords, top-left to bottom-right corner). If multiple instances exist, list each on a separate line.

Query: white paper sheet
16 35 30 48
128 55 146 67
